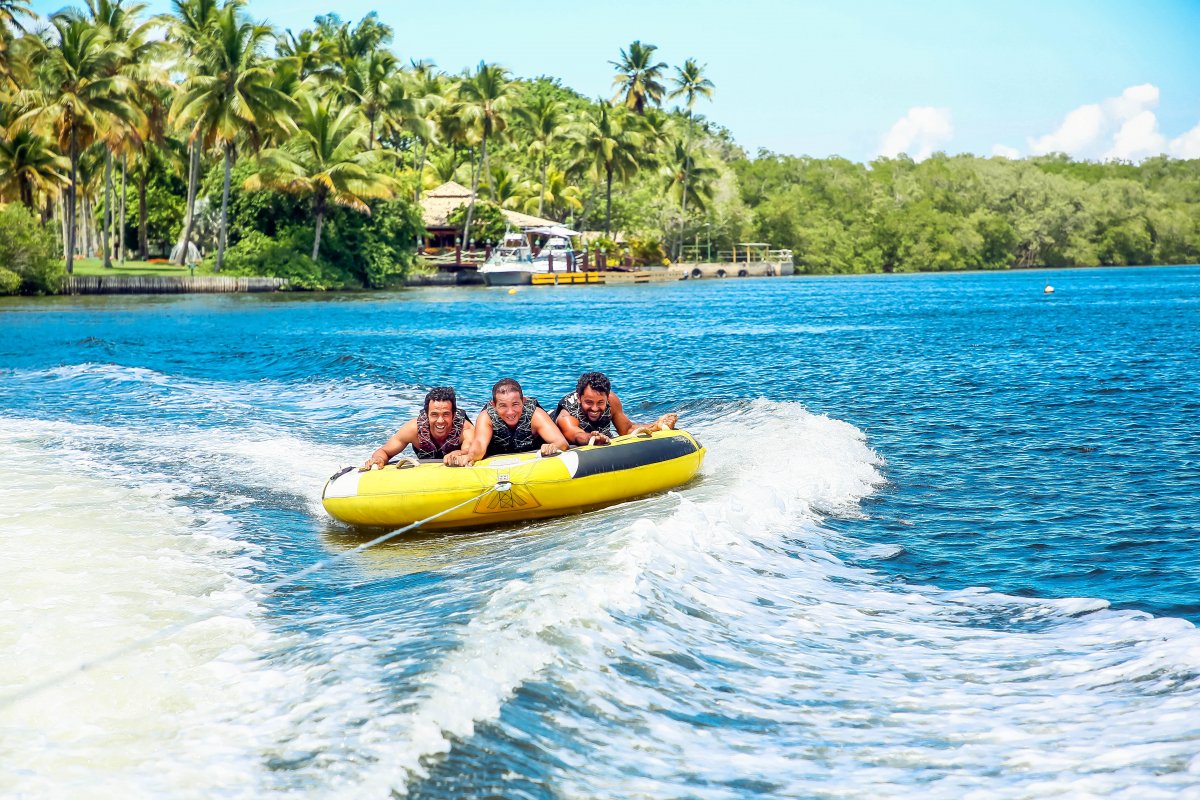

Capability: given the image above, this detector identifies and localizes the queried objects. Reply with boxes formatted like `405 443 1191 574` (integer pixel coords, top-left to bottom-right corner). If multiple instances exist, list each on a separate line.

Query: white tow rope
0 482 503 711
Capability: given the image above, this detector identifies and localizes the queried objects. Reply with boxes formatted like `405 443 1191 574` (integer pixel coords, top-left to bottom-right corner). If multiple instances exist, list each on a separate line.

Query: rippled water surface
2 266 1199 798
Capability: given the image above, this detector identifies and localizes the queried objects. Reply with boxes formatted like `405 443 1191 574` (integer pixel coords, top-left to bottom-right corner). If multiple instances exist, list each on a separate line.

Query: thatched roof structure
420 181 560 230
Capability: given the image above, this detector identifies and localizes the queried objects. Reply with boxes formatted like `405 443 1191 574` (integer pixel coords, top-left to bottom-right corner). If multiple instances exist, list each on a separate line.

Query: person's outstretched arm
532 408 570 456
609 392 679 436
362 419 418 469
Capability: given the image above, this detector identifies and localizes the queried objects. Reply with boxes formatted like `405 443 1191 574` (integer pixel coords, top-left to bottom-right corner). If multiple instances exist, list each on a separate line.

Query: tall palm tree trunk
59 191 69 257
678 157 691 261
414 139 428 203
215 142 233 272
65 134 77 273
604 164 614 238
102 150 113 269
538 155 547 219
84 193 93 257
138 169 148 260
175 140 199 265
461 137 486 249
311 192 326 261
119 154 127 265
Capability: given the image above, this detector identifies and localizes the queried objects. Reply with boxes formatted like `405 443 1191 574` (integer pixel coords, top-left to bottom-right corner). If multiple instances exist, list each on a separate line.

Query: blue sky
29 0 1200 162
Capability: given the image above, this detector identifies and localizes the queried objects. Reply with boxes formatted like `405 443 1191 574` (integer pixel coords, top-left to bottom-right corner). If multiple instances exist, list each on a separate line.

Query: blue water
2 266 1199 797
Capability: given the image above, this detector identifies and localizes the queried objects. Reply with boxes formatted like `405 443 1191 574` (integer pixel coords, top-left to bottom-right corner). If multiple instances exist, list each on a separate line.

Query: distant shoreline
1 262 1192 300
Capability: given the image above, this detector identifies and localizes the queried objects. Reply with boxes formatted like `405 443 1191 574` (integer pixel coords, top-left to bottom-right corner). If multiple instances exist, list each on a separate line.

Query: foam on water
337 400 888 794
5 353 1199 798
0 415 425 797
0 423 284 797
322 400 1200 798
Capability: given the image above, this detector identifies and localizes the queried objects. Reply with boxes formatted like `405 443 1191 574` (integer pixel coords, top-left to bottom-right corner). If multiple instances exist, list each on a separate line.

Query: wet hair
424 386 457 414
576 372 611 398
492 377 523 400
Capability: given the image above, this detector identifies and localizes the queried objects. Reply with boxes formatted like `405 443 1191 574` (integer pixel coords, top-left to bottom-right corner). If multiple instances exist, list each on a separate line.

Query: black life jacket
413 408 467 459
484 397 543 456
554 391 615 436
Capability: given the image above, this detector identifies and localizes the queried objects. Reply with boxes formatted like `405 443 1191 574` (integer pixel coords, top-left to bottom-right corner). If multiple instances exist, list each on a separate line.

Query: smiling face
493 388 524 427
426 400 456 439
579 385 609 422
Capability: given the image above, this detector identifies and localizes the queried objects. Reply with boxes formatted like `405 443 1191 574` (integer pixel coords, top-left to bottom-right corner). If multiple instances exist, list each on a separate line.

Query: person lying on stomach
361 386 475 468
461 377 570 465
553 371 679 446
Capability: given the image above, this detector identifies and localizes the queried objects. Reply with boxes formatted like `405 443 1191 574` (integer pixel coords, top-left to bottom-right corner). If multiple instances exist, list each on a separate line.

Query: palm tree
0 0 34 34
520 167 581 221
0 0 35 84
245 95 394 260
610 40 667 114
571 102 643 237
16 14 135 273
662 135 717 211
342 48 397 149
427 149 460 184
669 58 714 113
404 64 443 200
484 163 522 209
171 2 296 270
275 27 335 84
322 11 391 68
457 61 509 247
165 0 221 265
77 0 159 267
513 90 564 218
668 58 714 258
0 127 69 209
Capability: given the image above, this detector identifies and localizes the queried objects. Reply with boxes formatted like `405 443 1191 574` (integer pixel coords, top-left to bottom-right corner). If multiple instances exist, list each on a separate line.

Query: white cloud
991 144 1020 159
1028 103 1105 155
1027 83 1176 162
1104 83 1159 121
1168 122 1200 159
879 107 953 161
1105 110 1166 161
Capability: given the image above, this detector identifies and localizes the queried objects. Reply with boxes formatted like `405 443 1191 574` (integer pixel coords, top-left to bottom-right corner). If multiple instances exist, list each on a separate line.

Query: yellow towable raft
322 428 706 530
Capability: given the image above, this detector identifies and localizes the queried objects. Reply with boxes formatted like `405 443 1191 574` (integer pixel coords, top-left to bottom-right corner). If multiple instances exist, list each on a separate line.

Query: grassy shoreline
67 258 217 277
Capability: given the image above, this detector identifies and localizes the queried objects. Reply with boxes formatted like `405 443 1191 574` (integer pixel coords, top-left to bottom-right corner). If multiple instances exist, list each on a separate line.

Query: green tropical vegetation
1 0 1198 296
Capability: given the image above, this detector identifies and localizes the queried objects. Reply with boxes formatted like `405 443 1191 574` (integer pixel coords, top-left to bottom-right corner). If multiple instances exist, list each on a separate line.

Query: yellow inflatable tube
322 429 706 530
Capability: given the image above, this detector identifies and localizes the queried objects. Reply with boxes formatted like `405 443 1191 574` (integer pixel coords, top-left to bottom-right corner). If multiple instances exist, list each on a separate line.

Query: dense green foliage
2 0 1198 289
734 153 1200 273
0 203 63 293
220 229 349 290
203 161 423 288
448 201 506 246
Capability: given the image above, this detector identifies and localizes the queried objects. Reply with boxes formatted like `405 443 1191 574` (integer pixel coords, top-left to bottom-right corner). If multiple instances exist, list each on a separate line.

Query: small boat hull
481 269 534 286
322 429 706 530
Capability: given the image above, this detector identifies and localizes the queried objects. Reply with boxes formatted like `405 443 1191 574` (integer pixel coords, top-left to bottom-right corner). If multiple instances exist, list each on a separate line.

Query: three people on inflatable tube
361 372 680 470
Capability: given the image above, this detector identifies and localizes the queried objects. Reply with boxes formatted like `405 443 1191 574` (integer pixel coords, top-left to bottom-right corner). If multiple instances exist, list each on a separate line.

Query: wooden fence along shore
65 276 289 294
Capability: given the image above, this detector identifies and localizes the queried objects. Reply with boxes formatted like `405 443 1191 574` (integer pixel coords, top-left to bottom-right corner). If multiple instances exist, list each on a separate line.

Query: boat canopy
524 225 580 238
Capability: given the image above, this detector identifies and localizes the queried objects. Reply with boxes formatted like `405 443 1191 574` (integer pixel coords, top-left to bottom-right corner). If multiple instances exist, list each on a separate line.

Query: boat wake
3 369 1199 798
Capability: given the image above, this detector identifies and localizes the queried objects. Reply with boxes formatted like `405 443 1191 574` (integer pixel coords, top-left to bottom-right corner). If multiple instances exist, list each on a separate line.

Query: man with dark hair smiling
362 386 475 468
554 371 679 446
461 377 570 464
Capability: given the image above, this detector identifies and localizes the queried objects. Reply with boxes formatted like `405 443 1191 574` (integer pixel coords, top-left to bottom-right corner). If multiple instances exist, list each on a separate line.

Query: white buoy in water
1044 284 1054 294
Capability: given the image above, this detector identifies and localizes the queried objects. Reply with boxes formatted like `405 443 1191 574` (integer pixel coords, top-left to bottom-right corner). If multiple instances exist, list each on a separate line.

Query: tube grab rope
0 482 504 711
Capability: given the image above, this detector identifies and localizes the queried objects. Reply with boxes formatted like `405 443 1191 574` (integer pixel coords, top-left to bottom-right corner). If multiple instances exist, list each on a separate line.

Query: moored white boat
479 226 581 286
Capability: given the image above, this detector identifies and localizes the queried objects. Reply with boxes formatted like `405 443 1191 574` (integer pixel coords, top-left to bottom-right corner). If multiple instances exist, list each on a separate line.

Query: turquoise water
2 266 1198 797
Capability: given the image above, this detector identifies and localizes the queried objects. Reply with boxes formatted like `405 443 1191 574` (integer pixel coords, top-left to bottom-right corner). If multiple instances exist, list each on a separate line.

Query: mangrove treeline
1 0 1198 293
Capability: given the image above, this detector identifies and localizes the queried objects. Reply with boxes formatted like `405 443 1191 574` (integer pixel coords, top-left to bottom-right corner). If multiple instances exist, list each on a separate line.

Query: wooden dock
65 275 289 294
530 270 676 286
